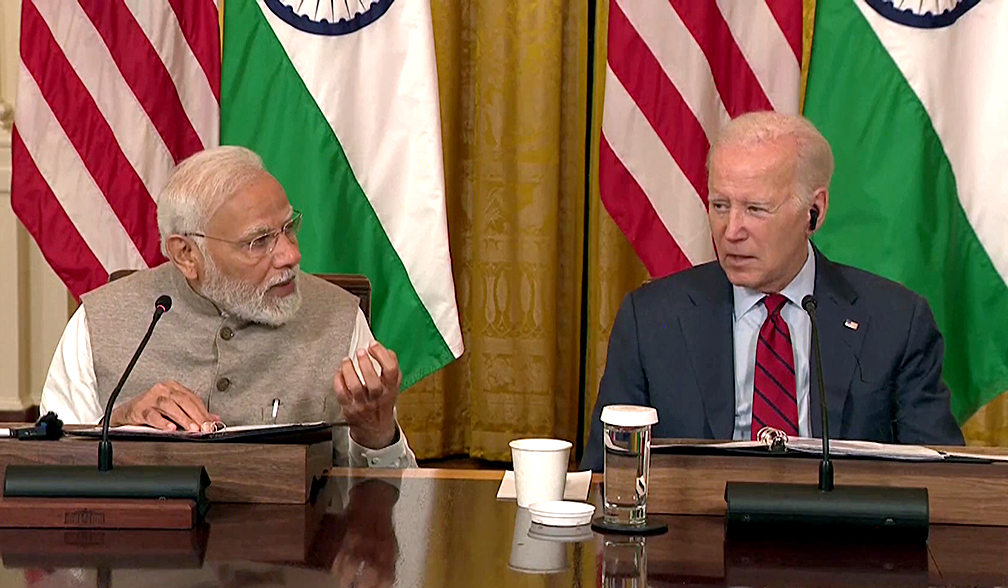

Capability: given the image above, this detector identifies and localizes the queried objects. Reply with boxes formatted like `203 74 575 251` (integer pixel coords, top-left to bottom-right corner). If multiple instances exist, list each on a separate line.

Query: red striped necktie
752 293 799 439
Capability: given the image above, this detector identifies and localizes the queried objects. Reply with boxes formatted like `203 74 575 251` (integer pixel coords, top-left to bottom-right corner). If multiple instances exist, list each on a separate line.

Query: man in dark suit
582 112 963 471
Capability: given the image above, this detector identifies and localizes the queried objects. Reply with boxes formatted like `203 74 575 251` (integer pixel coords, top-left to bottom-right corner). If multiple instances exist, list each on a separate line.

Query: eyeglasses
186 211 303 258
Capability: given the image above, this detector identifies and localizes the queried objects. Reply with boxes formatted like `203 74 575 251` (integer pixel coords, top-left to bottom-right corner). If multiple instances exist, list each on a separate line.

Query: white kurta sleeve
39 305 103 424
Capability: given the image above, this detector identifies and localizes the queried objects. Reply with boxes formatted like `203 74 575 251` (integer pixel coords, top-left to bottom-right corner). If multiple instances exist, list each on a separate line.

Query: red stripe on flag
607 1 710 204
11 129 108 298
667 0 773 116
599 135 693 277
167 0 221 102
77 0 205 162
20 0 165 268
764 0 802 65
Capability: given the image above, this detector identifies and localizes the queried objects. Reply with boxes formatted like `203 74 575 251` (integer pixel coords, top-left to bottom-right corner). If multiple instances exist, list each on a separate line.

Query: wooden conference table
1 467 1007 587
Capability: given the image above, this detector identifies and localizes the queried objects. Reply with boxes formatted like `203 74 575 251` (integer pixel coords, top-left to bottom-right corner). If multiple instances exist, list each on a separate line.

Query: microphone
723 294 929 542
99 294 172 471
4 295 210 519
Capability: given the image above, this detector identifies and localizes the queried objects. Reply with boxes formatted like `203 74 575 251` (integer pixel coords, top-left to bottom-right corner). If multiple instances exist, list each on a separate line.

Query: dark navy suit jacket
581 247 964 471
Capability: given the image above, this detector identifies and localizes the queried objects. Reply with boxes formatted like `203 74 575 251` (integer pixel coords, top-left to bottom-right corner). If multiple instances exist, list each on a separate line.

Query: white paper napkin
496 470 593 501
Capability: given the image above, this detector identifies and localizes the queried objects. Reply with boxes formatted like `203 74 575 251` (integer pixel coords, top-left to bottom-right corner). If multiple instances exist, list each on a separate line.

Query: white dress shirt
732 241 816 440
40 305 416 468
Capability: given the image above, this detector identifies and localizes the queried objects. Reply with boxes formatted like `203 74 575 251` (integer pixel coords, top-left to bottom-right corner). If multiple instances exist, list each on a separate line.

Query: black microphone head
155 295 172 314
801 294 817 312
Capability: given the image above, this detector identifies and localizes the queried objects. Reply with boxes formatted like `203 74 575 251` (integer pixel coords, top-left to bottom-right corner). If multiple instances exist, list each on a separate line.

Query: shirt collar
732 241 816 320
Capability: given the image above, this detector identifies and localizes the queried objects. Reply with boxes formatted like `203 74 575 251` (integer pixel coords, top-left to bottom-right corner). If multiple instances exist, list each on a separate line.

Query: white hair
156 146 267 255
707 111 835 205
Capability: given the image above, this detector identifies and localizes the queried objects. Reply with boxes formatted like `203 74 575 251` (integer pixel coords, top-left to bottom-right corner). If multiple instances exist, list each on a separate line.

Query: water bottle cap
600 405 658 427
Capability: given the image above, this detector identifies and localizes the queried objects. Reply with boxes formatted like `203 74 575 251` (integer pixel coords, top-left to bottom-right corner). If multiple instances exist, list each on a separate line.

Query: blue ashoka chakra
264 0 395 36
865 0 981 28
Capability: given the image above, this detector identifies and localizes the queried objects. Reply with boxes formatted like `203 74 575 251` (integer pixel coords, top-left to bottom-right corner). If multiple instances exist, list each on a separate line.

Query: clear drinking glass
601 405 658 526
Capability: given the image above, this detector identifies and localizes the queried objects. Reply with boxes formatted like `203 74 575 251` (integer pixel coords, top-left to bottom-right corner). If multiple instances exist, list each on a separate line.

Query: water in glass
603 422 651 525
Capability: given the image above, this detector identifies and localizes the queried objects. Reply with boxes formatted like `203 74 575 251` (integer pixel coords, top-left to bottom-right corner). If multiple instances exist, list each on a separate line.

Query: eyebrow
238 210 296 241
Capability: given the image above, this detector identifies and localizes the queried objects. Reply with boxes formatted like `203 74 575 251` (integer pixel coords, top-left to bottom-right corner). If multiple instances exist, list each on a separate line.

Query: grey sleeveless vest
82 264 359 425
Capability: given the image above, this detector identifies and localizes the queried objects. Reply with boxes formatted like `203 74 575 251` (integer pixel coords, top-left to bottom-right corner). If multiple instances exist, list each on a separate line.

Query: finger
153 394 202 432
140 407 177 431
355 349 384 400
333 367 353 406
342 356 369 404
163 381 216 427
368 342 401 389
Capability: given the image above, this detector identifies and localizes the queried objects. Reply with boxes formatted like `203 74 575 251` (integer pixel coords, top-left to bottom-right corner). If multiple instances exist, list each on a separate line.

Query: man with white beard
40 146 415 467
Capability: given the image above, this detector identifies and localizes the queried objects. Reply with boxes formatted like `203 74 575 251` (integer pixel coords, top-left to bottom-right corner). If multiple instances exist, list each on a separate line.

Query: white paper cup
508 507 568 574
509 438 572 508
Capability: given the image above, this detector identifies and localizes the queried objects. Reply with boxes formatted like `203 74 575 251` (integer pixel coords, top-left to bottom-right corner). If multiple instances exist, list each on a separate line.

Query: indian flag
220 0 463 387
804 0 1008 424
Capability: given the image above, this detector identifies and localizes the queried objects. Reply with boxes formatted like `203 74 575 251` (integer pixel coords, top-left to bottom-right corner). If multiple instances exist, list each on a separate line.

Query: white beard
197 249 302 326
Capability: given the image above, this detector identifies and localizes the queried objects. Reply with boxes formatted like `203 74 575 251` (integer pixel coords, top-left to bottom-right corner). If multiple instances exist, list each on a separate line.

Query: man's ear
808 187 829 235
165 235 201 281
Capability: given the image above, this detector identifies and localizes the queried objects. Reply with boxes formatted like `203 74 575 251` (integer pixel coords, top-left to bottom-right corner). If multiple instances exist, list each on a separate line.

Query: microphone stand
723 295 929 542
99 298 168 471
806 296 833 493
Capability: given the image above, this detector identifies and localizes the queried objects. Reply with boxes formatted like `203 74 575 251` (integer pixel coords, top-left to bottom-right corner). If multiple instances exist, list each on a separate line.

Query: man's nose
724 209 747 240
272 232 301 268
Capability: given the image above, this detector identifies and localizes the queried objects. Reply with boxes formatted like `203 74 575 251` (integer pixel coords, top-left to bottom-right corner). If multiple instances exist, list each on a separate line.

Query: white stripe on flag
716 0 800 114
34 0 174 200
16 65 147 272
615 0 730 143
259 0 462 356
123 0 219 151
602 67 715 265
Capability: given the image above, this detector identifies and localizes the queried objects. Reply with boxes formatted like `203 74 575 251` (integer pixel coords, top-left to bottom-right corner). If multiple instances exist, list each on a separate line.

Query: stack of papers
653 437 1008 463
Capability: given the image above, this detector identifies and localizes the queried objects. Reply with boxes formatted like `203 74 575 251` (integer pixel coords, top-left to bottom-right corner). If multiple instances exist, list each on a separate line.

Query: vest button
219 327 234 341
216 377 231 392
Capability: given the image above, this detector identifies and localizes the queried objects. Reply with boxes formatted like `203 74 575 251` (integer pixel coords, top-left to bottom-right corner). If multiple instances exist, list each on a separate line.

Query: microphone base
3 465 210 520
724 481 928 543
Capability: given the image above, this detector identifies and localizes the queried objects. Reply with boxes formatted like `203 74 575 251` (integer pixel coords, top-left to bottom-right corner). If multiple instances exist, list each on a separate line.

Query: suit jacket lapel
809 247 868 438
680 264 736 439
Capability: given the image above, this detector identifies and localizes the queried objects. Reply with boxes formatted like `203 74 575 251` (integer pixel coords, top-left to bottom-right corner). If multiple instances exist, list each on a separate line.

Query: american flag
600 0 802 277
11 0 220 298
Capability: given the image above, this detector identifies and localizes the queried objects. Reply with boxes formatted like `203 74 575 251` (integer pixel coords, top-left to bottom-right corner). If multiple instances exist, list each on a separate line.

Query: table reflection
0 473 402 588
600 535 646 588
0 471 1004 587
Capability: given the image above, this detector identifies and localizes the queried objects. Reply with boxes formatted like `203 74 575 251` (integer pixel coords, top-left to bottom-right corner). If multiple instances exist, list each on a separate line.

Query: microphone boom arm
99 303 168 471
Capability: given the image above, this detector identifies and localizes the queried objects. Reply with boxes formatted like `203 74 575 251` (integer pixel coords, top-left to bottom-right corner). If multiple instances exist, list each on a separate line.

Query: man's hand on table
109 380 219 432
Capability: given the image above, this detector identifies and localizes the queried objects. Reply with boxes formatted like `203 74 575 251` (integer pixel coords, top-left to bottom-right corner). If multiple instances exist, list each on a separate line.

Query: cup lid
601 405 658 427
528 500 596 527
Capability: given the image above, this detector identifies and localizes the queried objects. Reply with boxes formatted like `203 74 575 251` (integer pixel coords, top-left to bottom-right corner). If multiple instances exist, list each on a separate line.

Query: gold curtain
397 0 588 460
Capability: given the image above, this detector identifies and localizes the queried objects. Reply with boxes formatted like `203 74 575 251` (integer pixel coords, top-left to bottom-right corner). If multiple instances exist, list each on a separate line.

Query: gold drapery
398 0 588 460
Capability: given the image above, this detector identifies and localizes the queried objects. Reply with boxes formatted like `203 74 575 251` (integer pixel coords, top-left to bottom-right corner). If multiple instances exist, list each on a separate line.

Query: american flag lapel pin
844 319 859 331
